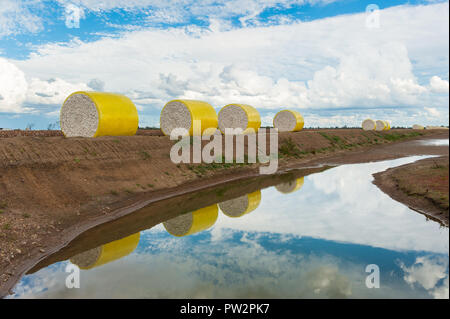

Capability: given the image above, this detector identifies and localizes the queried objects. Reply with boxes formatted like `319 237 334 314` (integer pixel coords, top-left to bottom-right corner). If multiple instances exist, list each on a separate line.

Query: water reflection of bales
275 177 304 194
163 204 218 237
70 233 140 270
219 190 261 218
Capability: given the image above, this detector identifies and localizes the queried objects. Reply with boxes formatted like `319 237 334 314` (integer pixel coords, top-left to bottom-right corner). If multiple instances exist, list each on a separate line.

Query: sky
0 0 449 129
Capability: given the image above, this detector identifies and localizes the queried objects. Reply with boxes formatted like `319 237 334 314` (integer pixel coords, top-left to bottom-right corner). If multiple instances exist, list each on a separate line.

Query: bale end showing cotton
219 194 250 218
163 213 193 236
160 99 218 136
60 93 99 137
60 91 138 138
273 110 304 132
70 247 102 269
275 177 304 194
375 120 387 131
362 119 376 131
160 101 192 136
218 104 261 134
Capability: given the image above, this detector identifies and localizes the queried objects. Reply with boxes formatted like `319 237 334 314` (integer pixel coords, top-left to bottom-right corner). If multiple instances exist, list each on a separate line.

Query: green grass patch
279 137 301 157
381 131 423 141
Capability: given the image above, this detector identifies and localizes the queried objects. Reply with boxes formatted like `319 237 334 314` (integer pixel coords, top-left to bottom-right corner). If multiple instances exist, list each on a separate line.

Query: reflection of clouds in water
307 266 351 298
417 139 449 146
10 231 435 299
9 156 449 299
10 262 69 298
399 256 449 299
8 236 351 298
210 156 448 253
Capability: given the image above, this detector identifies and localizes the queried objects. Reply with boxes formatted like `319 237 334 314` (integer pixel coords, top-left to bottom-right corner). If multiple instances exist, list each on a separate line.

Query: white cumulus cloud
429 75 450 93
0 58 29 112
0 57 89 112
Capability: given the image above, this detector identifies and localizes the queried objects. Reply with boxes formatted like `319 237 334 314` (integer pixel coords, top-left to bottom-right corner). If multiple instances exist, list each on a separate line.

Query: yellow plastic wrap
62 91 139 138
218 104 261 134
273 110 304 132
74 232 140 270
160 99 218 136
164 204 219 237
383 121 391 130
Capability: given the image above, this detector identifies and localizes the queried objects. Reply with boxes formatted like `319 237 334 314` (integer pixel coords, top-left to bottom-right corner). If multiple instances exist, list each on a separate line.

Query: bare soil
0 128 448 297
373 156 449 227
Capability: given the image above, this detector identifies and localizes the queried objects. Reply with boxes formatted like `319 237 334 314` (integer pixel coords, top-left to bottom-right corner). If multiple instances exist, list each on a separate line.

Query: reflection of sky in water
9 156 449 299
417 139 449 146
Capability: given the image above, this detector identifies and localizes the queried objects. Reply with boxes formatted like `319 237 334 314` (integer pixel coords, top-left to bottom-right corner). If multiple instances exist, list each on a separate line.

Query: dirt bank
0 128 447 296
373 156 449 227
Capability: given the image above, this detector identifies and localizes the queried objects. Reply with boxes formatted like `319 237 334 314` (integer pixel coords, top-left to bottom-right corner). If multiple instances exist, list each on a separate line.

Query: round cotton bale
160 99 218 136
163 204 218 237
218 190 261 218
362 119 376 131
60 91 139 138
218 104 261 134
384 121 391 130
273 110 304 132
275 177 304 194
70 233 140 270
375 120 387 131
412 124 424 130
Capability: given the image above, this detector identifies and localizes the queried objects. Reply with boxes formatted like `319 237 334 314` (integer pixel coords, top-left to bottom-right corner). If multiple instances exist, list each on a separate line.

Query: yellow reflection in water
70 233 140 270
219 190 261 218
163 204 219 237
275 177 304 194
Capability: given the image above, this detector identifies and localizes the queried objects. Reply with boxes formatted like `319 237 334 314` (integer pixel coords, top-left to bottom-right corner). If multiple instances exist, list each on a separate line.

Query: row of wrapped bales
412 124 448 130
160 100 306 136
61 92 445 138
60 91 306 137
160 100 261 136
362 119 391 131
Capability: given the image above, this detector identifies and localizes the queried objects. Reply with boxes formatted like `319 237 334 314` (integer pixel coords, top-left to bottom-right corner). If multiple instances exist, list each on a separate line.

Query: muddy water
9 156 449 299
418 138 449 146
